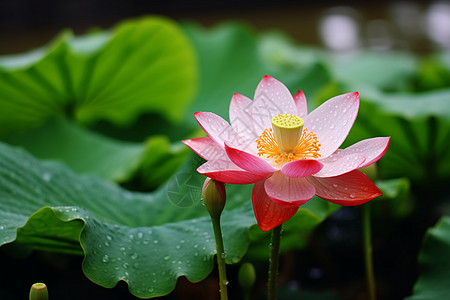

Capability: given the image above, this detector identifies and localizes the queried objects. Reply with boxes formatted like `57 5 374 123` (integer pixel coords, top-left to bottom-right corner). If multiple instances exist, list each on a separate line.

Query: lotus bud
202 178 226 218
29 283 48 300
238 262 256 291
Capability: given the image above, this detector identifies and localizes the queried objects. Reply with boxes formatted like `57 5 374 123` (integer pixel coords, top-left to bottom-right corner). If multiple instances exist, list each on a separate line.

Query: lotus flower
183 75 390 231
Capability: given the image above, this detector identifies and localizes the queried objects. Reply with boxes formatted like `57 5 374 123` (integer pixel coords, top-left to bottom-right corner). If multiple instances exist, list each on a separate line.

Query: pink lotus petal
252 180 299 232
308 170 382 206
197 160 267 184
225 142 278 176
281 159 323 178
264 171 316 207
293 90 308 118
346 137 391 169
251 75 298 134
194 112 243 148
229 93 259 154
182 137 226 161
304 92 359 158
314 153 366 177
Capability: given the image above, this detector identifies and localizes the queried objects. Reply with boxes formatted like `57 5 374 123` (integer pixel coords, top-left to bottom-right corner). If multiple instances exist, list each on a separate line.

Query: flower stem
211 215 228 300
268 224 282 300
363 204 376 300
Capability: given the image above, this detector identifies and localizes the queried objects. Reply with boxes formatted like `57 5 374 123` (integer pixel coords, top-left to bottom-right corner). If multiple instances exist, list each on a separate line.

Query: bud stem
210 215 228 300
29 283 48 300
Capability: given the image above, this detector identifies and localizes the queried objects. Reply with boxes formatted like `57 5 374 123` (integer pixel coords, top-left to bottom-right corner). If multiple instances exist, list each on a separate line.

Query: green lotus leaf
0 142 253 298
182 22 267 122
355 88 450 184
0 16 197 136
3 116 189 184
182 23 332 127
326 51 418 92
257 31 333 98
0 140 337 297
406 216 450 299
313 83 450 187
415 52 450 91
4 117 145 182
374 177 412 218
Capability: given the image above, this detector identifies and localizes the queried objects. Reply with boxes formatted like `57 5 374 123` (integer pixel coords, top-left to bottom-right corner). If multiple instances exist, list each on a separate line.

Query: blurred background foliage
1 1 450 299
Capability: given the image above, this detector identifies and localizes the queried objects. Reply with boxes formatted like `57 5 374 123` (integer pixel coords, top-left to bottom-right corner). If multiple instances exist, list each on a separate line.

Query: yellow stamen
271 114 304 153
256 126 321 167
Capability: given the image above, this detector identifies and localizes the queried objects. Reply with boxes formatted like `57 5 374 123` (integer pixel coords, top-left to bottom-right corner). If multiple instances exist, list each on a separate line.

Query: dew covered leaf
0 142 253 297
0 141 336 298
